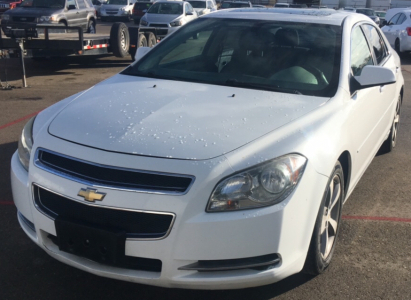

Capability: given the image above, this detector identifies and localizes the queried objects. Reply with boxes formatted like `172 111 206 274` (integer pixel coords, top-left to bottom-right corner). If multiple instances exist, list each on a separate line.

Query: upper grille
33 185 174 239
149 23 168 28
35 149 194 194
13 16 36 22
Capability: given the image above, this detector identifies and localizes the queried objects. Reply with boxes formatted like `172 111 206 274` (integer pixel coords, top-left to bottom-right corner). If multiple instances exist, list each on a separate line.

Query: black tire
379 95 401 154
86 19 96 34
138 33 147 47
303 161 344 275
58 20 67 33
146 32 156 48
110 22 130 58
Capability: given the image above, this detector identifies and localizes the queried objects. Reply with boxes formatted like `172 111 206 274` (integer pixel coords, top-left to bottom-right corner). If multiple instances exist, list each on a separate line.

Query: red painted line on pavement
0 111 40 131
0 201 14 205
342 215 411 223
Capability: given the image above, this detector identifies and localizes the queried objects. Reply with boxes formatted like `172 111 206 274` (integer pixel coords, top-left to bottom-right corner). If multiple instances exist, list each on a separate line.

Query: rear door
76 0 89 30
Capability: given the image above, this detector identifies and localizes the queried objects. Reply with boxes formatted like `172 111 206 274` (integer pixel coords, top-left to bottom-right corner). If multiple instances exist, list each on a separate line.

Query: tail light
407 27 411 36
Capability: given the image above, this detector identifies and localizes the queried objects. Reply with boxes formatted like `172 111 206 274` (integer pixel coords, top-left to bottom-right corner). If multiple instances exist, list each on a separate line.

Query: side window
389 13 401 25
67 0 77 8
351 26 373 76
363 25 388 65
76 0 86 8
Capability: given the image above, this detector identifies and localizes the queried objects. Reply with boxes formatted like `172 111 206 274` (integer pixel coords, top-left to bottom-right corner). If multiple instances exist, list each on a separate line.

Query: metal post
17 39 28 88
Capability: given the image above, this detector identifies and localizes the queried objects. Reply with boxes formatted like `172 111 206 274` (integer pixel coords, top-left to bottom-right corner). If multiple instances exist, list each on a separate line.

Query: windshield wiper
225 79 302 95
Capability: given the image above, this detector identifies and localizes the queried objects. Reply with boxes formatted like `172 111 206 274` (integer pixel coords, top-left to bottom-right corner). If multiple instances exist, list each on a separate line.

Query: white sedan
12 8 403 289
382 9 411 53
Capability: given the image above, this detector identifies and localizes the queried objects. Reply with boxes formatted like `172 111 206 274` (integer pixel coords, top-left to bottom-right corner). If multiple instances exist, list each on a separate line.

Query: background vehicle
0 0 22 15
92 0 103 17
1 0 97 34
376 10 386 26
252 4 266 8
382 9 411 54
132 1 152 24
289 3 307 8
100 0 134 22
343 7 356 12
274 3 289 7
139 1 197 39
187 0 216 16
219 0 251 9
356 8 380 25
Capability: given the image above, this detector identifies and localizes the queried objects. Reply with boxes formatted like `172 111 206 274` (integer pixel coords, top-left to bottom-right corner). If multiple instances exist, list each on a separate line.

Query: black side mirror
382 20 388 26
186 11 193 15
68 4 76 9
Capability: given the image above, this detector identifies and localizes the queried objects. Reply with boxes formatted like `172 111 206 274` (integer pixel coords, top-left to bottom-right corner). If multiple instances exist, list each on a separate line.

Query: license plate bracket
55 217 126 265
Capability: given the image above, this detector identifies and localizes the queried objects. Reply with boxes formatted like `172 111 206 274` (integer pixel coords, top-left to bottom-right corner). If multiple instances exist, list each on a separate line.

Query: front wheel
379 95 401 154
303 161 344 275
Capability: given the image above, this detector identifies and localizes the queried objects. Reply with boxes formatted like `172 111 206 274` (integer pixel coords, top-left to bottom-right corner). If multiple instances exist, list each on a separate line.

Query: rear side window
134 2 151 9
397 13 406 24
389 13 400 25
362 25 388 65
351 26 373 76
77 0 86 8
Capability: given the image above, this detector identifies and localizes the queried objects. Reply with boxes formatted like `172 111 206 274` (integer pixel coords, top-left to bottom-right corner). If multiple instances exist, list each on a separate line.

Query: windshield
147 2 183 14
375 11 386 17
107 0 127 4
356 9 375 16
221 2 249 8
188 1 206 8
123 18 342 97
20 0 64 8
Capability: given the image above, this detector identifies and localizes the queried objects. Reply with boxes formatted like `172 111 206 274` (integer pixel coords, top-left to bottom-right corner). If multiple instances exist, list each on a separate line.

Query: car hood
6 7 63 16
145 13 181 23
48 74 327 160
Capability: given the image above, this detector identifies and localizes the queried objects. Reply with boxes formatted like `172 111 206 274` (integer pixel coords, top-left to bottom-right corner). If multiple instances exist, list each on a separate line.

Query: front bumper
139 24 179 38
11 137 327 289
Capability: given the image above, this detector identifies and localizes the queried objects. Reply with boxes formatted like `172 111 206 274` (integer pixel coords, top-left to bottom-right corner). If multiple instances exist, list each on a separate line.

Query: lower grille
150 23 168 28
33 185 175 240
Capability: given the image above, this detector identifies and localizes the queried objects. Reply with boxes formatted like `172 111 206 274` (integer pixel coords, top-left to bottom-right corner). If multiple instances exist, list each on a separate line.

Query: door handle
379 85 385 93
396 66 400 73
76 12 80 14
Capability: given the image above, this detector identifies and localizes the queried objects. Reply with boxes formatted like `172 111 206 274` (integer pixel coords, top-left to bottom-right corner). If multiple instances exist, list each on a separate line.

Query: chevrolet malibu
11 9 403 289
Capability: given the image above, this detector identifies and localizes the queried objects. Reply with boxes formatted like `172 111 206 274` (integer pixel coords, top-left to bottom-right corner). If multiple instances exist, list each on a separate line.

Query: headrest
275 29 299 47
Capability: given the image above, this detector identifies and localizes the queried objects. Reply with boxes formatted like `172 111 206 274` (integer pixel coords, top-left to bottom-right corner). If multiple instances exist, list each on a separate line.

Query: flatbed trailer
0 22 148 86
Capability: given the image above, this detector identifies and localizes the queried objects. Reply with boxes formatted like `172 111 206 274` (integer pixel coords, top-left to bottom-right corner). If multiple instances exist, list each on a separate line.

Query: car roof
202 8 366 26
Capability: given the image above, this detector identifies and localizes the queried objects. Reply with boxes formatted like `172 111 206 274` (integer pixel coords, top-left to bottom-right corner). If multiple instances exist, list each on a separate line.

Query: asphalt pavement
0 21 410 300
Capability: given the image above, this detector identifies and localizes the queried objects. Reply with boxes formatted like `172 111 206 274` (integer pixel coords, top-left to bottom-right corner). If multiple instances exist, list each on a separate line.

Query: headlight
170 20 183 27
39 15 57 22
206 154 307 212
1 14 10 21
18 116 36 171
140 19 148 26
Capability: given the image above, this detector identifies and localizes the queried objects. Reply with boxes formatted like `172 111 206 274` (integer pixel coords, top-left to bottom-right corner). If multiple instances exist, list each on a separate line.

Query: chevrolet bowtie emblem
78 188 106 202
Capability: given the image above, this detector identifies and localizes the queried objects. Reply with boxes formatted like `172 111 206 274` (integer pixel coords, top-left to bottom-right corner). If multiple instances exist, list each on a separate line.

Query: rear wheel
395 39 401 54
303 161 344 275
87 19 96 34
110 22 130 57
379 95 401 154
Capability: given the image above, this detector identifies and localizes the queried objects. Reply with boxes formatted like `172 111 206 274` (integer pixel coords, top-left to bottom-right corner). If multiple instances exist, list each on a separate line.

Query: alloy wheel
320 174 342 260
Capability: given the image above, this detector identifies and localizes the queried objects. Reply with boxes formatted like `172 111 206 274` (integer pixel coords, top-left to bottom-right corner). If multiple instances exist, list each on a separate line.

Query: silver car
139 0 197 38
